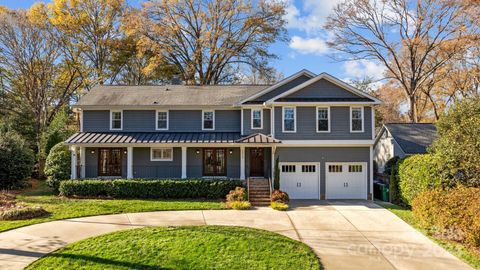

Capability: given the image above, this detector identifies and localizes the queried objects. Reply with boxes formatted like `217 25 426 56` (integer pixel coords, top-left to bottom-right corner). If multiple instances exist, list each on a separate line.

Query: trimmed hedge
59 179 244 199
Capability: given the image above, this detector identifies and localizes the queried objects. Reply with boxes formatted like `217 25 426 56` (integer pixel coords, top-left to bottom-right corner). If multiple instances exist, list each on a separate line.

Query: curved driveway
0 200 472 270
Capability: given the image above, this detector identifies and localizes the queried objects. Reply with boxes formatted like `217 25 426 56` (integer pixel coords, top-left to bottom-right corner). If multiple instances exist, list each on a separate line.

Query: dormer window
110 110 122 130
251 109 263 129
202 110 215 130
156 110 168 130
350 107 364 132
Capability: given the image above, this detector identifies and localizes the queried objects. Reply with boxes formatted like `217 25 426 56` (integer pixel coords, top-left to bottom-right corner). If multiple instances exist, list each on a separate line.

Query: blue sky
0 0 385 81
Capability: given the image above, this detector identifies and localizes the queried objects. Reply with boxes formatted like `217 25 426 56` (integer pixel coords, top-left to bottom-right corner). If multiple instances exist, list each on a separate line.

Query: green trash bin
381 185 390 202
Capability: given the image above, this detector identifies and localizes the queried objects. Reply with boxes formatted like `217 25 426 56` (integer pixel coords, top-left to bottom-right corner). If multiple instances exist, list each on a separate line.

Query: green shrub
412 187 480 247
59 179 244 199
388 158 402 204
45 143 71 193
0 205 49 220
398 154 442 206
270 201 288 211
229 201 251 210
0 131 35 189
271 190 289 203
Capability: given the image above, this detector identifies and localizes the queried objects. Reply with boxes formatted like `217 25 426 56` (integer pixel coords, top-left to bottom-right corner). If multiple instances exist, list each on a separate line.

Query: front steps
248 178 271 206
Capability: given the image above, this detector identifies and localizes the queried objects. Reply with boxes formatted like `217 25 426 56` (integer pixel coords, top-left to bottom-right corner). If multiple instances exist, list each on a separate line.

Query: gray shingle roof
75 85 269 107
384 123 438 154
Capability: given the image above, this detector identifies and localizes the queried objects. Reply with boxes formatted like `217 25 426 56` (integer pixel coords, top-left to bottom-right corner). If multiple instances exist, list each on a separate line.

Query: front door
203 148 226 176
250 148 264 177
98 148 122 176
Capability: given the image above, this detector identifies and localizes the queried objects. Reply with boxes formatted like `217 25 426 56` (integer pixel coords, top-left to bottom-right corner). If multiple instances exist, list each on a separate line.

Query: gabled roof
265 72 381 104
238 69 316 105
235 133 280 143
75 85 268 107
376 123 438 155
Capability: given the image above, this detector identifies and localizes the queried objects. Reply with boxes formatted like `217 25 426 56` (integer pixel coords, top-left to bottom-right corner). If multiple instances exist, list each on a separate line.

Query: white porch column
127 147 133 179
240 146 246 180
181 146 187 179
70 146 77 179
79 147 86 179
271 146 276 180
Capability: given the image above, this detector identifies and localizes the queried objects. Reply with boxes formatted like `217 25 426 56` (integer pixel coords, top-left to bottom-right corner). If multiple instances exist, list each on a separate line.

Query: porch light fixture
196 149 200 154
90 150 95 154
229 149 233 154
123 150 127 154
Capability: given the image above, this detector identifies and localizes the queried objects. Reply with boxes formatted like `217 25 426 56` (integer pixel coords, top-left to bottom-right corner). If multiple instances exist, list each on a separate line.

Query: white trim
265 72 382 104
155 110 169 130
371 107 376 140
271 106 275 137
240 146 245 180
369 145 374 200
109 110 123 130
127 147 133 179
350 106 364 133
181 146 187 178
268 102 377 106
316 106 330 133
70 146 77 179
202 110 215 130
240 109 244 135
271 146 276 180
325 162 368 200
75 105 239 110
238 69 316 104
79 147 85 179
79 110 84 132
150 147 173 161
282 106 296 133
251 108 263 130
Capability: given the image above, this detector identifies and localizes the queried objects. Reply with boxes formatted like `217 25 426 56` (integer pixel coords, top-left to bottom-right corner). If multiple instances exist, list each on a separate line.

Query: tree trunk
409 95 418 123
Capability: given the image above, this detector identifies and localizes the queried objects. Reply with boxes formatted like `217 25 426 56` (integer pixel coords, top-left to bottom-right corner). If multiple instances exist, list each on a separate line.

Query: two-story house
65 69 381 200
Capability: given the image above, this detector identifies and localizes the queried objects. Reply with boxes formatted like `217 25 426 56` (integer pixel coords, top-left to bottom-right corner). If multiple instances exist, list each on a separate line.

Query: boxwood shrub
59 179 244 199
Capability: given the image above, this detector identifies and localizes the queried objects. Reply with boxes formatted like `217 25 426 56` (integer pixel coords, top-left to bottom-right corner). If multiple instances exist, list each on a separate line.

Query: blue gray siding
242 109 271 135
83 110 240 132
284 78 360 99
133 147 182 178
252 75 312 102
275 147 371 195
84 147 127 178
274 106 372 140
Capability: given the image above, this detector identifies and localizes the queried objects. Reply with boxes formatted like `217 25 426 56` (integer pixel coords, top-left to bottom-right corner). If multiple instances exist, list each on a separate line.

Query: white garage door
326 163 367 199
280 163 320 199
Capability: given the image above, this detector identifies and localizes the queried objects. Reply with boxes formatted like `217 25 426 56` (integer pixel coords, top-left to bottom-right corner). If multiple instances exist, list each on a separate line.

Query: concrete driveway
0 200 472 270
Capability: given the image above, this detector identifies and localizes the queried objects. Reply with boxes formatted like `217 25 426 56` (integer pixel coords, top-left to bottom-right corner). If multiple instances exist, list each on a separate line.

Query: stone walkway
0 200 472 270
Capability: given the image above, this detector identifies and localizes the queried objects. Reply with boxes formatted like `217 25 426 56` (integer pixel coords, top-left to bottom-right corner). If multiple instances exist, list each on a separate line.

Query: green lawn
378 201 480 269
0 182 225 232
27 226 320 270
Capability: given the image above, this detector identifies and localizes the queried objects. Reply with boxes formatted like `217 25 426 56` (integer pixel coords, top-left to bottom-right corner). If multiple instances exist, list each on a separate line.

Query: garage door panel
280 163 319 199
326 163 367 199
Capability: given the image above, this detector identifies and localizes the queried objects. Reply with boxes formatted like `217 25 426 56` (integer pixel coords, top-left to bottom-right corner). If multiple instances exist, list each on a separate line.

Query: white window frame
150 148 173 161
109 110 123 130
251 108 263 130
202 110 215 130
155 110 169 130
282 106 296 133
350 106 364 133
316 106 330 133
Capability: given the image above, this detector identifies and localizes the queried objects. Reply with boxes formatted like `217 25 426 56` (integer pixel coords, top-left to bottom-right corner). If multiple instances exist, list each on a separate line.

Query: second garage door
280 163 320 199
325 163 367 199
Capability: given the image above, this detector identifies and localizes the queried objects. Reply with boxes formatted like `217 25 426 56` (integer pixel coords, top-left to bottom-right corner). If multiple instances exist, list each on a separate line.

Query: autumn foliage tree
123 0 287 85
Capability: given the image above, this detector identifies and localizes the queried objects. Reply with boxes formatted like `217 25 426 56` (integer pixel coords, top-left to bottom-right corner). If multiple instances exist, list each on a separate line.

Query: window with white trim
351 107 364 132
110 111 122 130
156 110 168 130
317 107 329 132
251 109 262 129
202 110 215 130
150 148 173 161
282 107 296 132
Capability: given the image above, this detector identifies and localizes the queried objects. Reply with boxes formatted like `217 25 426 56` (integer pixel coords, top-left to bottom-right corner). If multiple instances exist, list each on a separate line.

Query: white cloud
289 36 329 55
284 0 343 33
343 59 386 80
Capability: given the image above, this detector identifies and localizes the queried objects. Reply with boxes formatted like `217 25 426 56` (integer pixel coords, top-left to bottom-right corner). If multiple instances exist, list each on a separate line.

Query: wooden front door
203 148 226 176
250 148 264 177
98 148 122 176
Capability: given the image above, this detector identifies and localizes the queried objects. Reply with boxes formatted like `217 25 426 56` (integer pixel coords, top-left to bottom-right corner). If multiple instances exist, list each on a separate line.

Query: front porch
70 146 274 180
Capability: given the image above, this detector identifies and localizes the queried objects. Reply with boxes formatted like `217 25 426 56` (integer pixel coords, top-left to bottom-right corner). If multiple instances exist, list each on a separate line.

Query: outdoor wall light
123 150 128 154
196 149 200 154
229 149 233 154
90 150 95 154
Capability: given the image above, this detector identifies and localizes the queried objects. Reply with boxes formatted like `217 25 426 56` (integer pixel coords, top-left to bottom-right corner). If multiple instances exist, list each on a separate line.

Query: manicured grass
0 181 225 232
377 201 480 269
27 226 320 270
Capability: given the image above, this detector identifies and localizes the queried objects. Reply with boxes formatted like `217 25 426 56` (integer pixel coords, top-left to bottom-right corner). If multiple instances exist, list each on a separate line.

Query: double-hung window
150 148 173 161
202 110 215 130
156 110 168 130
316 107 330 132
282 107 296 132
251 109 262 129
110 110 122 130
350 107 364 132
